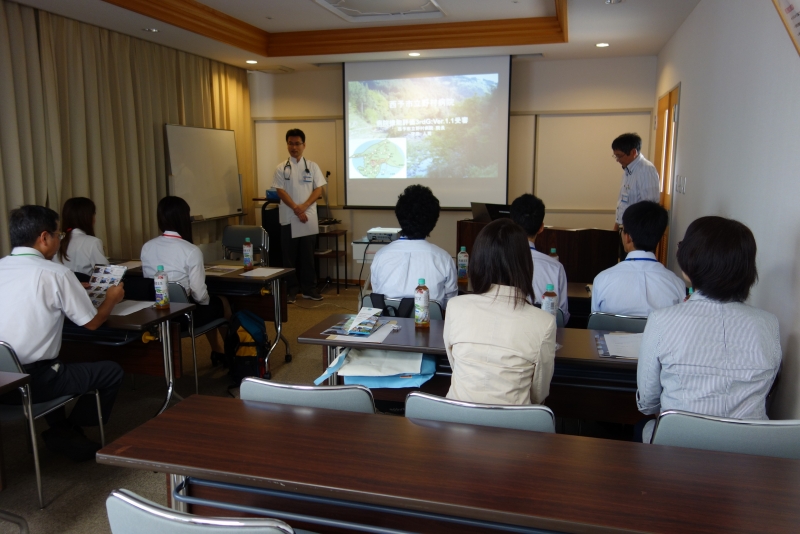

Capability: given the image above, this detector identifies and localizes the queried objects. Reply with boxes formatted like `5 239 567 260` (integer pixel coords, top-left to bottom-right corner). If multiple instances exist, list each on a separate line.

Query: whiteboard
165 124 244 220
535 113 652 210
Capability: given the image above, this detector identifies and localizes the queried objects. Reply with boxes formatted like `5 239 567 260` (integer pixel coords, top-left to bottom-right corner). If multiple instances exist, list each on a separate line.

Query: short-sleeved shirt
530 246 569 323
0 247 97 365
141 231 210 305
271 156 327 227
615 154 660 224
52 228 107 276
370 238 458 307
591 250 685 316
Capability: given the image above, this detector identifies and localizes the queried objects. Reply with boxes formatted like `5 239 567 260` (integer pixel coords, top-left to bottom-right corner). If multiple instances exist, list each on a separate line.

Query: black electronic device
471 202 512 223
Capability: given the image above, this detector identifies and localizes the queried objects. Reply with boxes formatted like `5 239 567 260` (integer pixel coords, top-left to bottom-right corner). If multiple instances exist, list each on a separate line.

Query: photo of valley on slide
348 73 502 179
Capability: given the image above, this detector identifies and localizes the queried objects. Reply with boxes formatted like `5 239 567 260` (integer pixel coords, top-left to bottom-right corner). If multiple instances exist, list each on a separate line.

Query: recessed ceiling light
408 52 421 57
596 43 610 48
142 28 159 33
605 0 623 4
246 60 258 64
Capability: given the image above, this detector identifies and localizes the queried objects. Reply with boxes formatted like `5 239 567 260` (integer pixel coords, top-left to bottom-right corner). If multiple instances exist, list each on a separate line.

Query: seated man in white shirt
510 194 569 323
370 185 457 307
592 200 685 316
0 206 125 461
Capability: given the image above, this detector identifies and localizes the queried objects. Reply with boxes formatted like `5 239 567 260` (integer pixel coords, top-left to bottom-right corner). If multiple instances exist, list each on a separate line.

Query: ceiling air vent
313 0 445 23
256 66 295 74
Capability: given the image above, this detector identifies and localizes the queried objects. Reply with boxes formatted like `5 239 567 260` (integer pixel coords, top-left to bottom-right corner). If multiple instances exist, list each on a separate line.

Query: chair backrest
362 294 444 320
405 392 555 433
106 489 295 534
223 225 269 260
124 276 155 302
0 341 24 374
587 312 647 333
240 378 376 414
167 282 190 304
650 410 800 459
555 308 565 328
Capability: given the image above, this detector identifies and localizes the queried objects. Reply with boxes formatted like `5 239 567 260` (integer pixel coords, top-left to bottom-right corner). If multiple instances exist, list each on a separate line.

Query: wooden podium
456 220 618 284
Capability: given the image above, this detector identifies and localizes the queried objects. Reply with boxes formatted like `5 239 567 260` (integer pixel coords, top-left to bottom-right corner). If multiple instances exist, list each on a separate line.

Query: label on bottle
243 243 253 270
154 274 170 309
542 295 557 316
457 252 469 281
415 288 430 326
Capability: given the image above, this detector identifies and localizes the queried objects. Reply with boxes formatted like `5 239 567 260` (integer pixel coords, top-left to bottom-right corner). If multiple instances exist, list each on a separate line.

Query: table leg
326 346 339 386
156 320 175 416
169 474 188 512
335 235 340 294
266 278 282 362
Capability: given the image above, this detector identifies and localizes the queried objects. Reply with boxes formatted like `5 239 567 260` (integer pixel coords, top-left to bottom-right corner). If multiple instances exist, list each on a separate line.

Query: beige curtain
0 2 253 257
0 2 60 254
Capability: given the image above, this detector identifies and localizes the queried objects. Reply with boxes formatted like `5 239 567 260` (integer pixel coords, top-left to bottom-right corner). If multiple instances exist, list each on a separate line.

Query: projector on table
367 227 401 243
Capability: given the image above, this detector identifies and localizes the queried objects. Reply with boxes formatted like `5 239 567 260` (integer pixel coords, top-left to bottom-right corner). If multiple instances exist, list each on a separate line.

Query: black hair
510 194 546 237
9 205 59 248
611 133 642 155
394 184 440 240
59 197 97 262
621 200 668 252
156 196 193 244
469 218 535 308
285 129 305 143
677 216 758 303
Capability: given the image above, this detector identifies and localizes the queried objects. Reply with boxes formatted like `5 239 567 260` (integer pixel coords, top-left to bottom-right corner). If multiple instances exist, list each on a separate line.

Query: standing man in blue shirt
612 133 660 233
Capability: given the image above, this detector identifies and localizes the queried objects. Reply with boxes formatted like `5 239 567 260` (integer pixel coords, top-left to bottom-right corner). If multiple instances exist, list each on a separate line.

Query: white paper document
290 208 319 238
603 333 643 359
348 307 383 333
110 300 153 316
326 322 395 344
204 265 240 276
240 267 284 278
116 260 142 269
337 348 424 377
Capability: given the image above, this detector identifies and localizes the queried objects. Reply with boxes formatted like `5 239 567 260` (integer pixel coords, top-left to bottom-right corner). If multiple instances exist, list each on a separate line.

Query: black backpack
223 310 271 384
369 293 415 318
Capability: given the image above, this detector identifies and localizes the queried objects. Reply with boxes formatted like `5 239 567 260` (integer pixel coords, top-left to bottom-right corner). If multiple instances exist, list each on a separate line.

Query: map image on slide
349 139 407 179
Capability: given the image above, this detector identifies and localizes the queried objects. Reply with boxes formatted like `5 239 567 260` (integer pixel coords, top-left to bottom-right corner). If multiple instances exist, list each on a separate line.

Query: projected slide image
349 138 407 179
347 74 501 180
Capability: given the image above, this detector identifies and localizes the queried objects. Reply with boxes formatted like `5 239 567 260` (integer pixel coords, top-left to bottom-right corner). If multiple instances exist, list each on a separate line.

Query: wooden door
653 86 680 265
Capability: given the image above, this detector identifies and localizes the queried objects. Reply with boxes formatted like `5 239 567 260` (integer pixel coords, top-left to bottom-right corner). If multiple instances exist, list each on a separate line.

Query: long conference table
298 315 640 424
97 395 800 533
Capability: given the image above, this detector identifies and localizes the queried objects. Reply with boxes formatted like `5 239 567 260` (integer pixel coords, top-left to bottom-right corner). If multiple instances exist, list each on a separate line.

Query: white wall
656 0 800 418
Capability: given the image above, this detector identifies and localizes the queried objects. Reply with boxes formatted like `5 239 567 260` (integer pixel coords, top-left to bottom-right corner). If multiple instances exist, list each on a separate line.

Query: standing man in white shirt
612 133 660 233
0 206 125 461
510 194 569 323
592 201 685 316
370 185 457 307
272 129 327 302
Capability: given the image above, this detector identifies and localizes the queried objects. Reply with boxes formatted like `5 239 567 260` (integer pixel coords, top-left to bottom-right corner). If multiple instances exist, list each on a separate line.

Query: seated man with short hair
510 194 569 323
370 185 457 307
0 205 125 461
592 200 685 316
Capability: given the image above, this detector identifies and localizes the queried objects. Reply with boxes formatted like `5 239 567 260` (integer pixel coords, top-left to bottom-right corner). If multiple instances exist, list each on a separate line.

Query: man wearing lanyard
592 201 685 316
0 206 125 461
272 129 327 302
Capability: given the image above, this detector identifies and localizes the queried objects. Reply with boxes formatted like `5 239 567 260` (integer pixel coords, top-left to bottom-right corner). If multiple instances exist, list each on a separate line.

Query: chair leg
94 390 105 447
0 510 29 534
21 387 43 509
189 312 198 395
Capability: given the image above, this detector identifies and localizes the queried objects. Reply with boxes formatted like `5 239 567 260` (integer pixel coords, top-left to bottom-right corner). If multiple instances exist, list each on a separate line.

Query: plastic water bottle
154 265 170 309
549 248 559 262
414 278 430 329
684 287 694 302
457 246 469 282
243 237 254 271
542 283 558 318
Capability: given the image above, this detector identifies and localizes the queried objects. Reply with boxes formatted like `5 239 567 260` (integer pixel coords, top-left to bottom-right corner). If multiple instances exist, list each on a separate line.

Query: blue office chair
405 392 555 433
106 488 314 533
650 410 800 459
240 378 376 414
587 312 647 333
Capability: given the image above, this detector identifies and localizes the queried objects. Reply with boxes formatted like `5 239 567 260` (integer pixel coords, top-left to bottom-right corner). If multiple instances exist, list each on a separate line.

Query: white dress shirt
530 245 569 323
0 247 97 365
140 231 209 305
637 291 781 425
591 250 685 316
52 228 107 276
444 285 556 405
271 156 327 227
370 238 458 307
615 153 660 224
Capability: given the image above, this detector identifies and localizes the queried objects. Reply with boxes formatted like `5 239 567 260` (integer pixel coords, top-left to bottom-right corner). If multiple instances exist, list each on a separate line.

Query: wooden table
62 303 195 415
97 395 800 533
0 371 29 492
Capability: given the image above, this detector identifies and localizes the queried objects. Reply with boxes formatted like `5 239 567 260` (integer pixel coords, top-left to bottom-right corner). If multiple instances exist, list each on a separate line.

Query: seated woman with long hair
637 216 782 442
140 196 228 358
54 197 108 276
444 218 557 405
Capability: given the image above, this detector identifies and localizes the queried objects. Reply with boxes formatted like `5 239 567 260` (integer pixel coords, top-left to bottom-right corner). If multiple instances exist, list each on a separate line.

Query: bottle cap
688 287 694 294
245 238 251 242
419 278 425 285
157 265 164 271
460 246 466 252
550 248 557 254
546 283 554 291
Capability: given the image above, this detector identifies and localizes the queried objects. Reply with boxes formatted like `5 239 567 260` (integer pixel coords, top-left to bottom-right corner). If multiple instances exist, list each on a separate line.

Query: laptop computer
471 202 512 223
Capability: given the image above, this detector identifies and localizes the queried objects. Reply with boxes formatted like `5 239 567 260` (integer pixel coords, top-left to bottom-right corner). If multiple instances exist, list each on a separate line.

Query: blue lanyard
625 258 659 262
529 245 536 251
